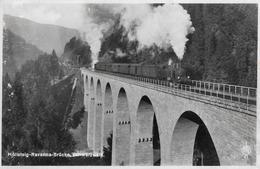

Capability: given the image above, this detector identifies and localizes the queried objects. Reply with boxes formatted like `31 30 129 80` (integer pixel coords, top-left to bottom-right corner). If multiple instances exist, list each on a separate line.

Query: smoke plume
82 20 108 67
83 4 119 67
118 4 195 60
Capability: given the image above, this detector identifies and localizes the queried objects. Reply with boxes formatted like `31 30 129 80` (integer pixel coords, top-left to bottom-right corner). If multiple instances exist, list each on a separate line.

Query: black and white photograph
1 0 258 167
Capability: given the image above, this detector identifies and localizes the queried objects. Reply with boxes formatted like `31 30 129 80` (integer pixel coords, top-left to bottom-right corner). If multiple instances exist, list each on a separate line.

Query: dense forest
2 23 103 164
98 4 257 87
2 51 71 164
182 4 257 87
2 50 96 165
2 49 108 165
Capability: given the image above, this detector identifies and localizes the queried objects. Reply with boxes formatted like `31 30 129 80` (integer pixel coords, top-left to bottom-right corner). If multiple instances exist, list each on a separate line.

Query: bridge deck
82 68 256 116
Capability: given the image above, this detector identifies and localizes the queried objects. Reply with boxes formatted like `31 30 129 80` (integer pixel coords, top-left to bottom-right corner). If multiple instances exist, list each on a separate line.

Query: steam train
94 62 192 84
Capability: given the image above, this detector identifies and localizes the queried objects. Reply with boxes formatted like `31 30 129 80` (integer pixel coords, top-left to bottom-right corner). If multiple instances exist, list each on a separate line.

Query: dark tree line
181 4 257 87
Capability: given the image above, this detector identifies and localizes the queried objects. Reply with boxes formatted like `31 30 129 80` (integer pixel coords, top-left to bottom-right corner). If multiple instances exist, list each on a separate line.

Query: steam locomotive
94 62 192 84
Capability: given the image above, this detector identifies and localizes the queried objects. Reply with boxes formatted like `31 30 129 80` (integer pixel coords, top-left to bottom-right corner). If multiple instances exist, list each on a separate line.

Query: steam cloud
83 4 119 67
83 4 194 65
118 4 195 59
82 21 108 67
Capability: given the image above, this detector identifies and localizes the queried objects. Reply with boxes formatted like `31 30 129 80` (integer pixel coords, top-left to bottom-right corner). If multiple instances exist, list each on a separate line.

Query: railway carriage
94 62 190 84
129 64 138 75
118 64 130 74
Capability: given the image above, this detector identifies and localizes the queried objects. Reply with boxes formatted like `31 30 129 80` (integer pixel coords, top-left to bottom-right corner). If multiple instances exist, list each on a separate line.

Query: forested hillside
2 51 74 165
3 28 44 79
4 15 81 55
181 4 257 87
2 47 105 165
2 11 109 166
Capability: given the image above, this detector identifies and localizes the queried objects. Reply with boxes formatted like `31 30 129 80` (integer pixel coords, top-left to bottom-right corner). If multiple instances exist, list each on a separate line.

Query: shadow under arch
102 83 114 165
170 111 220 166
135 96 161 166
114 88 131 165
85 75 89 92
103 83 114 149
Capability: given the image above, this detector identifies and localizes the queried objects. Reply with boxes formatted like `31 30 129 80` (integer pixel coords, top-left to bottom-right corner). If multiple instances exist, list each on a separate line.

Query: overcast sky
3 2 87 30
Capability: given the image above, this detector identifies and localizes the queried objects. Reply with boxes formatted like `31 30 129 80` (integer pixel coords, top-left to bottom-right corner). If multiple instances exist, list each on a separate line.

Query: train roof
95 61 180 66
95 62 141 65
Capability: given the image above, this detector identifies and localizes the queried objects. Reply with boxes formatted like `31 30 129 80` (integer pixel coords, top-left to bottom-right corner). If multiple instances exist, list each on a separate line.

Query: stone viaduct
80 68 256 166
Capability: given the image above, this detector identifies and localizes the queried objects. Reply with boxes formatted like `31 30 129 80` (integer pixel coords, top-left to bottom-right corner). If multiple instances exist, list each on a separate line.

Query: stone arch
102 83 114 153
135 96 161 165
94 79 102 153
170 111 220 166
87 77 95 149
115 88 131 165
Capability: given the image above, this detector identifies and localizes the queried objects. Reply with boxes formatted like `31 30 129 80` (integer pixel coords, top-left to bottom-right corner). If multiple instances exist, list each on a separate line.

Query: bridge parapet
190 80 256 102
